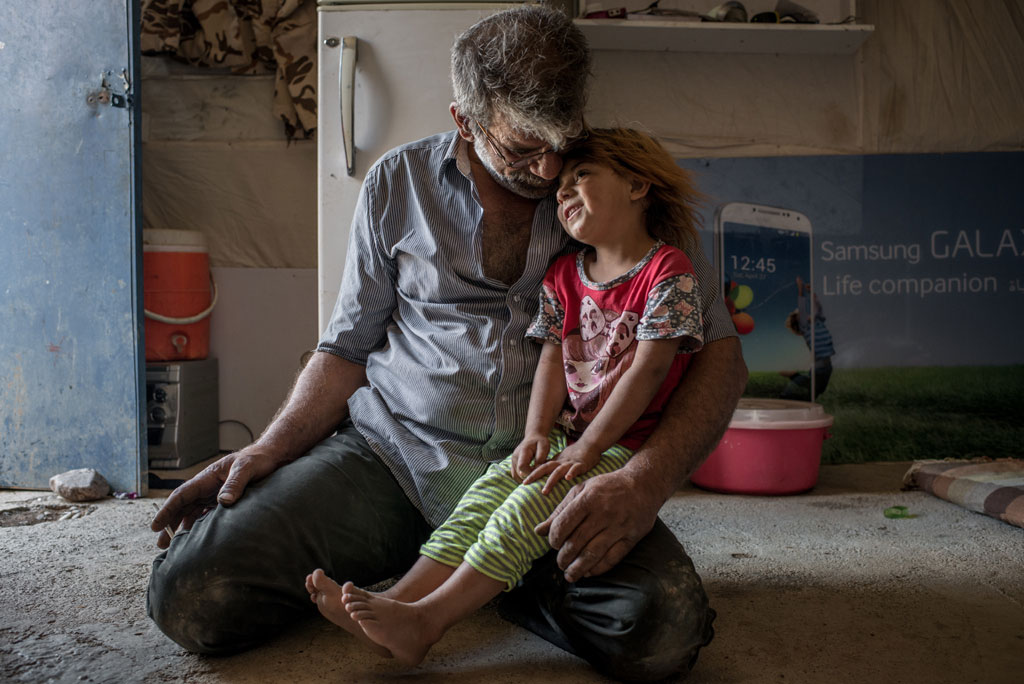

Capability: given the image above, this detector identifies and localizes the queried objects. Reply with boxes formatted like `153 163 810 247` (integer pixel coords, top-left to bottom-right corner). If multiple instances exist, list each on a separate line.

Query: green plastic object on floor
884 505 917 519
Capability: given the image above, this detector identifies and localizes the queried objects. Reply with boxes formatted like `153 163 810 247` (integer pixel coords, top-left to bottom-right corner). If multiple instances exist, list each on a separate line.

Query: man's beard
474 137 556 200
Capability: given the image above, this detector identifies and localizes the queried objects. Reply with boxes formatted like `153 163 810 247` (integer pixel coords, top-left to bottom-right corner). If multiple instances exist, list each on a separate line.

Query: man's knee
579 558 715 682
147 548 283 655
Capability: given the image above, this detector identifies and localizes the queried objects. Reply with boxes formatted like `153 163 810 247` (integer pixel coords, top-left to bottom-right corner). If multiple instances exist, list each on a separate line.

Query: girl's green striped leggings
420 428 632 590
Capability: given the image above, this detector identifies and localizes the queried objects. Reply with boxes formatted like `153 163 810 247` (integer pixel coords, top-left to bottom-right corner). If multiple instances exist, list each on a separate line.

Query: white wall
208 268 317 450
140 58 316 269
588 0 1024 158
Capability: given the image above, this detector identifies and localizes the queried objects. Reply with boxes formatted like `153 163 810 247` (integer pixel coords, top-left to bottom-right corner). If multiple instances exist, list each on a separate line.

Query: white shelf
575 19 874 54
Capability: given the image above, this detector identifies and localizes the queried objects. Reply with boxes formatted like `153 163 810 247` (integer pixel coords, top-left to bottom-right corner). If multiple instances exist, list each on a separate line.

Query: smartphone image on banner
714 202 815 395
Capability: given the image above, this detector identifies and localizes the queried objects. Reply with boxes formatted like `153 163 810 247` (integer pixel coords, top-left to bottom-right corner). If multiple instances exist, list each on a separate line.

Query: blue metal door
0 1 146 493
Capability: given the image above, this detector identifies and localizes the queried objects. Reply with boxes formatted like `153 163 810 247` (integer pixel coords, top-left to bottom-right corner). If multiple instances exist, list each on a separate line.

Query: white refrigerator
317 1 533 330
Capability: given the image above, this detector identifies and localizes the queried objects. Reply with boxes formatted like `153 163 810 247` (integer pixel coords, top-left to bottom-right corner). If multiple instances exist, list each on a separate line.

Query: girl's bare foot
343 583 442 666
305 569 391 658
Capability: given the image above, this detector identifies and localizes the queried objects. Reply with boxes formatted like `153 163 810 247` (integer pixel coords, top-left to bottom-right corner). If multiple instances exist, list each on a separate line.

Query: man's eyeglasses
475 120 555 170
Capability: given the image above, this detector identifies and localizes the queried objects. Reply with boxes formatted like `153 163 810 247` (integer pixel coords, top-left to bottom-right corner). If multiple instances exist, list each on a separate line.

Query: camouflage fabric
141 0 316 140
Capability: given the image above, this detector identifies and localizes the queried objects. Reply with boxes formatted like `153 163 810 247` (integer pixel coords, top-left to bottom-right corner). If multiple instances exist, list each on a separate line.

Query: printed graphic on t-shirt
561 296 641 431
525 244 706 446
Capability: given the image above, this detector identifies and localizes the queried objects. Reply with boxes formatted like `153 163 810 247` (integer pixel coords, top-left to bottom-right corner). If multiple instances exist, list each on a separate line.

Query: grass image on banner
743 365 1024 464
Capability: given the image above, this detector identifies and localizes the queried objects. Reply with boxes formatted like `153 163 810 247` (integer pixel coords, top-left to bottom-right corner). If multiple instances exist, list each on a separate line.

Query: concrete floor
2 462 1022 684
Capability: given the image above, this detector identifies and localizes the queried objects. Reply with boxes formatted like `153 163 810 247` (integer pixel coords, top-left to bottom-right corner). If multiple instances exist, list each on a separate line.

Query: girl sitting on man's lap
305 128 706 666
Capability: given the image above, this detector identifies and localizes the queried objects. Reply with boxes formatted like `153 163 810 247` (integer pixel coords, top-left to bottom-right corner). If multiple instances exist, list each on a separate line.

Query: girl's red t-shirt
527 242 705 449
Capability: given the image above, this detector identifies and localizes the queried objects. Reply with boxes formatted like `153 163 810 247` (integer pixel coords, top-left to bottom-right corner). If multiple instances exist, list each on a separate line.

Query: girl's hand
511 434 550 482
522 442 601 495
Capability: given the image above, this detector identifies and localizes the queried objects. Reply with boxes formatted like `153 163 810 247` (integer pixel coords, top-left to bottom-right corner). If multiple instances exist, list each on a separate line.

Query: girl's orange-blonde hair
562 127 703 252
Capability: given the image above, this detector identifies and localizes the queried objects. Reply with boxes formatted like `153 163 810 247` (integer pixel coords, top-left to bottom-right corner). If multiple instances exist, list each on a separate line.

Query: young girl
305 128 706 666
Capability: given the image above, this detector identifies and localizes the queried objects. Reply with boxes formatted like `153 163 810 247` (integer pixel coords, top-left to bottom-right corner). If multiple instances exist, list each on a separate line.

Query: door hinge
87 69 132 108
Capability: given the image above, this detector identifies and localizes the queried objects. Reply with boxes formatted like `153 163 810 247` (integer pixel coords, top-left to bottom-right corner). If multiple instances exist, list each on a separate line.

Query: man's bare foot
343 583 443 666
305 569 391 658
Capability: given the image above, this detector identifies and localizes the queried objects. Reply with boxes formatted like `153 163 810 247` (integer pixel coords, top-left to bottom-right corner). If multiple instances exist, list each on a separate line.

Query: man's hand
150 446 282 549
148 352 367 549
521 441 601 494
535 468 659 582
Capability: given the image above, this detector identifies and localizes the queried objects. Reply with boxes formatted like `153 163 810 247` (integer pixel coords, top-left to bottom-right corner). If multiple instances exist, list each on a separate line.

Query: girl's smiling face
556 160 648 248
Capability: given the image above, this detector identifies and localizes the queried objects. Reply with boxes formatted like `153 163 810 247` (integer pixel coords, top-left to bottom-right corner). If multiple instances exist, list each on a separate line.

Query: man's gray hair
451 5 591 148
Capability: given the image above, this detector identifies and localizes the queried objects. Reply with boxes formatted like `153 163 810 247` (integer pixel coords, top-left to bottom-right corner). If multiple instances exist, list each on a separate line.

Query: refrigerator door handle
340 36 358 176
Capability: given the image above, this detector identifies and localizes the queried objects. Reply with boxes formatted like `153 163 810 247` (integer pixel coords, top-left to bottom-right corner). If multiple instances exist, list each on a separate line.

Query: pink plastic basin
691 398 834 495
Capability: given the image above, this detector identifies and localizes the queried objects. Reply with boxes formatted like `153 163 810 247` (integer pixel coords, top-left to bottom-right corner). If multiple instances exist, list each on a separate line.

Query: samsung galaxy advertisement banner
678 152 1023 463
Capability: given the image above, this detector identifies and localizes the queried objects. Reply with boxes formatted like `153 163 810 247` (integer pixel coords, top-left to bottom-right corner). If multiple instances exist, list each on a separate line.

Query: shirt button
509 339 518 346
500 394 509 403
513 295 522 303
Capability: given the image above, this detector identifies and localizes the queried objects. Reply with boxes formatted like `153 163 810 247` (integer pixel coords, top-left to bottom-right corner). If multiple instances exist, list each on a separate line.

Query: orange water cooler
142 229 216 361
